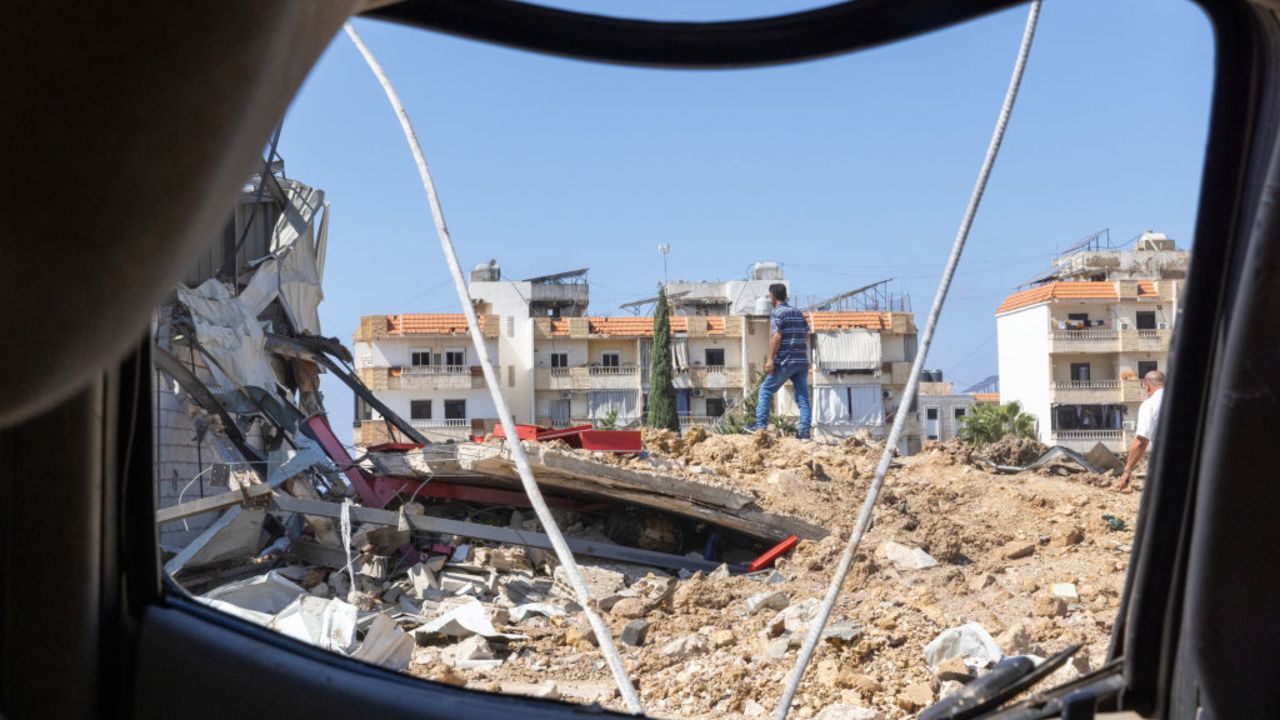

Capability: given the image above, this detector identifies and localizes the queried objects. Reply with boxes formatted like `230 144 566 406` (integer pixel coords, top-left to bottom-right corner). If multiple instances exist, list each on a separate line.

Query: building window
1135 311 1157 330
706 398 726 417
410 400 432 420
1137 360 1158 377
1070 362 1091 382
550 352 569 368
411 350 433 367
508 364 516 387
705 348 725 367
601 352 620 368
925 407 939 440
354 396 373 427
507 316 515 337
444 400 466 420
445 349 465 367
954 407 967 421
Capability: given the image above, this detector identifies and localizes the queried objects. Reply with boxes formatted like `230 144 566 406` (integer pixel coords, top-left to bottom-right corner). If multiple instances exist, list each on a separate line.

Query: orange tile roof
807 311 892 331
995 281 1159 315
386 314 483 335
973 392 1000 404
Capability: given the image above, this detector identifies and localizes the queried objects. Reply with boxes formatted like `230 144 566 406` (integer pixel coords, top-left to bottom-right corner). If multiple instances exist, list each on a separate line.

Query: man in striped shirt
745 283 812 439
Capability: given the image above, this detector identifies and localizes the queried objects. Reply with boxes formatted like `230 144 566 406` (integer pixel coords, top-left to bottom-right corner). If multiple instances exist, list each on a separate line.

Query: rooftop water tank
470 259 501 282
750 261 783 281
753 297 772 315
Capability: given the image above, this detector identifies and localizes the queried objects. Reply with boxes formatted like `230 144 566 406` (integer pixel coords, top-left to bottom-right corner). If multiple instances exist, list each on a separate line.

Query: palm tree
957 401 1037 446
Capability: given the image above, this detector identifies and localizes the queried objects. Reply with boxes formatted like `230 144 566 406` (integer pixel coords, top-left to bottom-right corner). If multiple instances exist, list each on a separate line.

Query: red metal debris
747 534 799 573
491 423 640 453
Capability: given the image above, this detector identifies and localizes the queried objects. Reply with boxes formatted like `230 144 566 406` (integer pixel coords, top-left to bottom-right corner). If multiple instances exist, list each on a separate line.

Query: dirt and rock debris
170 417 1138 719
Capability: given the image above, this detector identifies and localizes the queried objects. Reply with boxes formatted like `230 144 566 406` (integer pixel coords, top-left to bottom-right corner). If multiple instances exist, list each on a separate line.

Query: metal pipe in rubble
772 2 1042 717
342 24 645 715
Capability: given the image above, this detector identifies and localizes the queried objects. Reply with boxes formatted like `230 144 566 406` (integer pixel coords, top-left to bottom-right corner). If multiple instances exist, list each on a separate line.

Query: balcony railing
550 367 571 377
1051 329 1119 341
1052 379 1120 390
1053 429 1123 441
402 364 469 375
678 415 717 427
589 365 640 376
410 418 469 428
1137 329 1161 339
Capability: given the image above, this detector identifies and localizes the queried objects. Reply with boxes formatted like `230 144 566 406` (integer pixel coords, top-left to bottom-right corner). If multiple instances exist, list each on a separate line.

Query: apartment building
996 232 1189 452
352 262 921 450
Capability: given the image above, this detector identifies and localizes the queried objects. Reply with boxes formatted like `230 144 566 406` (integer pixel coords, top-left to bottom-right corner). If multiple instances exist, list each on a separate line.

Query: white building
995 232 1188 452
353 262 923 449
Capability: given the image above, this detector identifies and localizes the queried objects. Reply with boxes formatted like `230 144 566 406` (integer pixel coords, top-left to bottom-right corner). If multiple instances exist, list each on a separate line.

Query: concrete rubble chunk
610 597 648 619
896 682 935 712
1034 594 1068 617
880 541 939 570
763 636 791 660
1051 582 1079 600
661 634 708 659
814 705 880 720
621 619 650 647
350 613 415 671
1002 541 1036 560
441 634 502 671
407 562 439 599
822 621 863 644
923 623 1002 672
766 598 821 637
935 655 973 682
509 603 567 622
553 564 625 602
746 590 790 614
416 597 524 640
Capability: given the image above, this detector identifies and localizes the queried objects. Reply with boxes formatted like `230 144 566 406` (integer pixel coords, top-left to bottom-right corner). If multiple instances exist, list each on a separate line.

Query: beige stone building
996 232 1189 452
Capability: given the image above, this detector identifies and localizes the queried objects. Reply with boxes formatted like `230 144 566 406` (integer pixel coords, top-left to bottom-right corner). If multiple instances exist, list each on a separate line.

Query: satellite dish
657 244 671 255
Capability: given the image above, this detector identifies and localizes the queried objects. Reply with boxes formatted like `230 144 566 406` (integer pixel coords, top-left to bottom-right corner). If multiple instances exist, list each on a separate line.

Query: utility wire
343 24 644 714
772 2 1043 716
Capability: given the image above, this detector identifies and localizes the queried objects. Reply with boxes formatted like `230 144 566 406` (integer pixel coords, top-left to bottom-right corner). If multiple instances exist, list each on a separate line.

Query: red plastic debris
747 534 799 573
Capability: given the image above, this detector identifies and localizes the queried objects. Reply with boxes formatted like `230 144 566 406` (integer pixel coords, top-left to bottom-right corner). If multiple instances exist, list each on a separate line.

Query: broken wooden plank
272 496 741 574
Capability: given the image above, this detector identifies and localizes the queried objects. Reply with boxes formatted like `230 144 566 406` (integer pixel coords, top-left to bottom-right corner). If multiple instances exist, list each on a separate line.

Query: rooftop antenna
657 243 671 287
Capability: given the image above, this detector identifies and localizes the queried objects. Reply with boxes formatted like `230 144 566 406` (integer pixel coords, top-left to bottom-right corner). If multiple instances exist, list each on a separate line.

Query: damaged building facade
995 231 1189 452
352 262 921 449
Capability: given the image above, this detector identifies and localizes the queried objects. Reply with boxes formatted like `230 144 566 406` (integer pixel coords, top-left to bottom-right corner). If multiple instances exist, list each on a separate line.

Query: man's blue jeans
756 362 811 436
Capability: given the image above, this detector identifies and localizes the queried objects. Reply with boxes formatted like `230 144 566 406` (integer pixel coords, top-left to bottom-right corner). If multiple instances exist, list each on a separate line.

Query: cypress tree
647 288 681 432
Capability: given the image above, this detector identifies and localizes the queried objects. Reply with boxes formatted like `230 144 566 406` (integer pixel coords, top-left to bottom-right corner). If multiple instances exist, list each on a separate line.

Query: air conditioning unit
692 389 704 398
1157 322 1169 330
560 391 572 400
1120 322 1131 330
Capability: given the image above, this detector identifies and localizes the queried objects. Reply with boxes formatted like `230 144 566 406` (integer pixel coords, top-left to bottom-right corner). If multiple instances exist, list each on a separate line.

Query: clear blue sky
277 0 1213 440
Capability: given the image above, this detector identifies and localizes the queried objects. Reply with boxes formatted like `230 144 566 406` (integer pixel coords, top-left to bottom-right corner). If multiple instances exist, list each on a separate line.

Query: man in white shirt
1117 370 1165 492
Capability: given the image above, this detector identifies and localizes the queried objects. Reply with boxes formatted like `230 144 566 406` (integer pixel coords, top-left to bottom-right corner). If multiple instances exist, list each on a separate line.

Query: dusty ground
404 431 1141 719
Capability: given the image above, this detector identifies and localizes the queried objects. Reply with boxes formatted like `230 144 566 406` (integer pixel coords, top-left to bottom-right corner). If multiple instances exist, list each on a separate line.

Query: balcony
678 415 718 428
1048 329 1120 353
1121 377 1146 402
535 367 576 390
410 418 469 429
395 365 480 390
587 364 641 390
1050 379 1122 403
685 365 743 390
1052 428 1126 451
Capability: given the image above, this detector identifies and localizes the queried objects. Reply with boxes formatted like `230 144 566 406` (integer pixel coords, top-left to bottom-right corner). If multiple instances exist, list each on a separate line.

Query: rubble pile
153 164 1139 718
